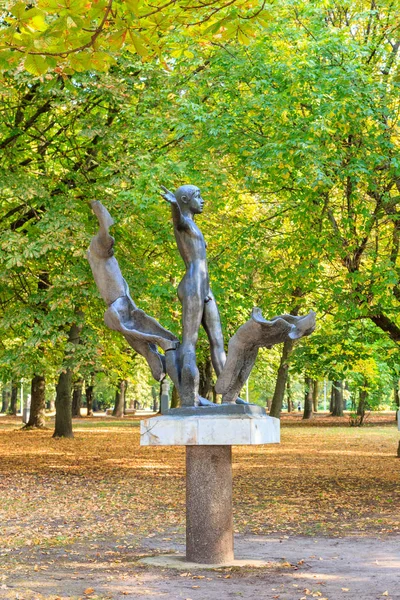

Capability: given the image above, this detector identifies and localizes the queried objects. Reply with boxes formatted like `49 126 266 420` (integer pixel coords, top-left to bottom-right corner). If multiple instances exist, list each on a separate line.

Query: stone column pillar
186 445 233 564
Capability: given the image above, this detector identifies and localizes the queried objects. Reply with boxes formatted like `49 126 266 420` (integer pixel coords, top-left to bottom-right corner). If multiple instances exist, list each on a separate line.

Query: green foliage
0 0 399 406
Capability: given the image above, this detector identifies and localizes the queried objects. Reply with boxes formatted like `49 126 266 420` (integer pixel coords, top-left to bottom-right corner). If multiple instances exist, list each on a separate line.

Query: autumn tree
1 0 400 420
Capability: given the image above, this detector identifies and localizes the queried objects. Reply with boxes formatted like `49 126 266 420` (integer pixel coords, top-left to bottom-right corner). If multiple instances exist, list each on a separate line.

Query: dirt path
1 533 399 600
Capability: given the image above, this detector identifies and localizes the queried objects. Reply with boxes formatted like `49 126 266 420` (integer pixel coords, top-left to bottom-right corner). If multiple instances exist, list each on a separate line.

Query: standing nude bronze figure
160 185 226 406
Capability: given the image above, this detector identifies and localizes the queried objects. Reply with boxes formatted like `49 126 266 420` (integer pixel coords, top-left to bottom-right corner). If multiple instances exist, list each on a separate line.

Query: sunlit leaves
0 0 276 75
24 53 49 75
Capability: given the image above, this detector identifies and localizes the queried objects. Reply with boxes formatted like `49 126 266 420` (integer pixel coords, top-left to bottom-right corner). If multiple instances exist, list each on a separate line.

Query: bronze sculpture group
88 185 316 407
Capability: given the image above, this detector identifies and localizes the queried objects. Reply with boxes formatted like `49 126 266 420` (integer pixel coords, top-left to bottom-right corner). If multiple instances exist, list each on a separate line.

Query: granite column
186 445 233 564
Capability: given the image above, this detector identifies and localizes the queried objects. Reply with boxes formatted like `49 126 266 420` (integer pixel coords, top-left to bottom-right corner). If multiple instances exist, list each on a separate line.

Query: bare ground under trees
0 414 399 600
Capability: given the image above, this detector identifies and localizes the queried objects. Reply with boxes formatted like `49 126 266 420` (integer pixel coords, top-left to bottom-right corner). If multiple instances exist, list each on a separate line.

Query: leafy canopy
0 0 270 74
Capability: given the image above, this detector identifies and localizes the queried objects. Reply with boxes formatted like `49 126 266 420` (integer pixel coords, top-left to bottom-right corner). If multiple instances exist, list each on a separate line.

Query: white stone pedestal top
140 413 280 446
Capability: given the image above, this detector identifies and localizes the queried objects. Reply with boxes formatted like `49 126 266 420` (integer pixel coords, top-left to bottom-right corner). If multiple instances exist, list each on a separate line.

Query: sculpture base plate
139 553 271 570
166 404 266 417
140 413 280 446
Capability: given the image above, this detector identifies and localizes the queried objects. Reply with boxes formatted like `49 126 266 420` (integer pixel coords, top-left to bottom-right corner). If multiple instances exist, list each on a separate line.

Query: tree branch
0 100 51 149
6 0 113 57
369 314 400 343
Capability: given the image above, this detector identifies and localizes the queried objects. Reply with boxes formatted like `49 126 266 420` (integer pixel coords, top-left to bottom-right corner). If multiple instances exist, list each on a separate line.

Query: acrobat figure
160 185 226 406
88 201 178 382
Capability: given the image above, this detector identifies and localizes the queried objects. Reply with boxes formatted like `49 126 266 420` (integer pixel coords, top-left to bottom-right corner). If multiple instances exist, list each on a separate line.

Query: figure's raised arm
160 185 188 230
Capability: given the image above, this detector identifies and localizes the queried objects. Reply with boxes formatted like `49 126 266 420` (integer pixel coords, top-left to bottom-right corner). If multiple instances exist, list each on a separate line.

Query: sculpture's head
175 185 204 214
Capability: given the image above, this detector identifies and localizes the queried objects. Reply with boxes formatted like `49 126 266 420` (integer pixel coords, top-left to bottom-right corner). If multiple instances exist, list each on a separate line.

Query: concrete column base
186 445 233 564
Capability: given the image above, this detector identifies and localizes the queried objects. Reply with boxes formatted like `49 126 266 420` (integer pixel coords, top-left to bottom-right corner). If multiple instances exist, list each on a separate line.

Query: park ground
0 413 399 600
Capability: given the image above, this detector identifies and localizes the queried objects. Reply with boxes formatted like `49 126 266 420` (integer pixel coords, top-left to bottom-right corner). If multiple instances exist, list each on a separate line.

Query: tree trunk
1 387 10 414
85 377 94 416
332 381 344 416
287 374 293 412
53 322 82 439
312 380 319 412
303 376 314 419
53 370 74 438
71 378 83 417
158 380 163 413
92 394 99 412
26 271 50 428
351 389 357 411
26 375 46 428
357 387 367 418
113 379 127 417
329 382 334 413
9 381 18 415
170 385 180 409
269 339 294 418
394 379 400 422
151 385 158 412
198 357 213 399
212 385 219 403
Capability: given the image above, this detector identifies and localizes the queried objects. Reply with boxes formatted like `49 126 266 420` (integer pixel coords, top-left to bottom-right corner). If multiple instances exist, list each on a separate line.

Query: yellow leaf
108 29 127 50
129 31 149 57
237 28 251 44
125 0 139 15
27 14 47 32
24 54 48 76
67 16 78 28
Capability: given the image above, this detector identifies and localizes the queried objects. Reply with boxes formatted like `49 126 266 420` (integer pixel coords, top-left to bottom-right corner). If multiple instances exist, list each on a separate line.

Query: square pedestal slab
140 413 280 446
